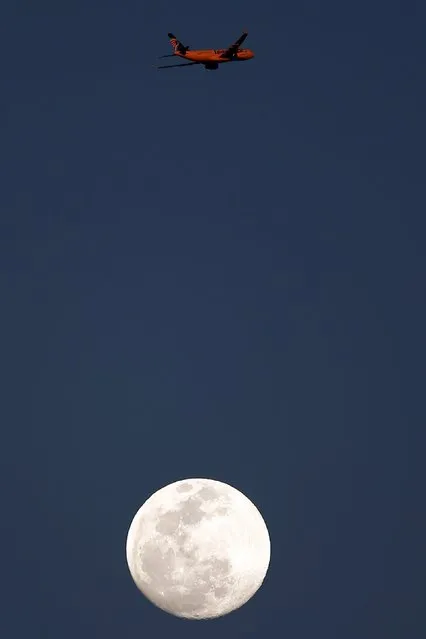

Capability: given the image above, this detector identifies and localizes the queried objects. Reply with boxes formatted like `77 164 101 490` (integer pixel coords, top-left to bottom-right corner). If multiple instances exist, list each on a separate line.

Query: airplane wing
154 61 200 69
219 31 248 58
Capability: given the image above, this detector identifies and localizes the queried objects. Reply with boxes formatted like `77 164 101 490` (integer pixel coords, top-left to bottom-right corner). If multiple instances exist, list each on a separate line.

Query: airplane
154 31 254 71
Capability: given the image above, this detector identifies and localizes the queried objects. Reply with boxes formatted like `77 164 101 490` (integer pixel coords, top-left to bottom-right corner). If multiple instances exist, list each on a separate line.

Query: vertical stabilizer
168 33 189 54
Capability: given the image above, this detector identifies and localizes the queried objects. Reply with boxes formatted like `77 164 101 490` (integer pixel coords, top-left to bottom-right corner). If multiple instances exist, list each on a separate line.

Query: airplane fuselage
176 48 254 63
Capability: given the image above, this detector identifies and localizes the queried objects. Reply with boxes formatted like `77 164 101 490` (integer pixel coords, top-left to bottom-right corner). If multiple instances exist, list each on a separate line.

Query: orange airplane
154 31 254 71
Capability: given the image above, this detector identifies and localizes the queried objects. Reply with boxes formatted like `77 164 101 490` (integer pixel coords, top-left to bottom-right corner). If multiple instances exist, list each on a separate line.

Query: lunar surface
126 478 270 619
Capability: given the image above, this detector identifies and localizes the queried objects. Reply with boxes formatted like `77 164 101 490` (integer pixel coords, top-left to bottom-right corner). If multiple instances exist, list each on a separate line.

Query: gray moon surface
126 478 271 619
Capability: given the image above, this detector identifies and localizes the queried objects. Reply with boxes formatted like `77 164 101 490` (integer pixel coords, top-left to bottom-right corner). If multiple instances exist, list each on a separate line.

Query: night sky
2 1 425 638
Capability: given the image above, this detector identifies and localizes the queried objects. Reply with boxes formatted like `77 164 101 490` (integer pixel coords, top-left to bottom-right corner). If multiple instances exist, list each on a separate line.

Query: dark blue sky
2 1 425 637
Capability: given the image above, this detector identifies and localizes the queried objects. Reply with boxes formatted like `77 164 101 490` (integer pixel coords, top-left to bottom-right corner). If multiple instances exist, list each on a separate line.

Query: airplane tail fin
168 33 189 54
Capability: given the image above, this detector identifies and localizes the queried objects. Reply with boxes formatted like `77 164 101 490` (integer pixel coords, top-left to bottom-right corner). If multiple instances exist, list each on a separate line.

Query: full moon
126 478 271 619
